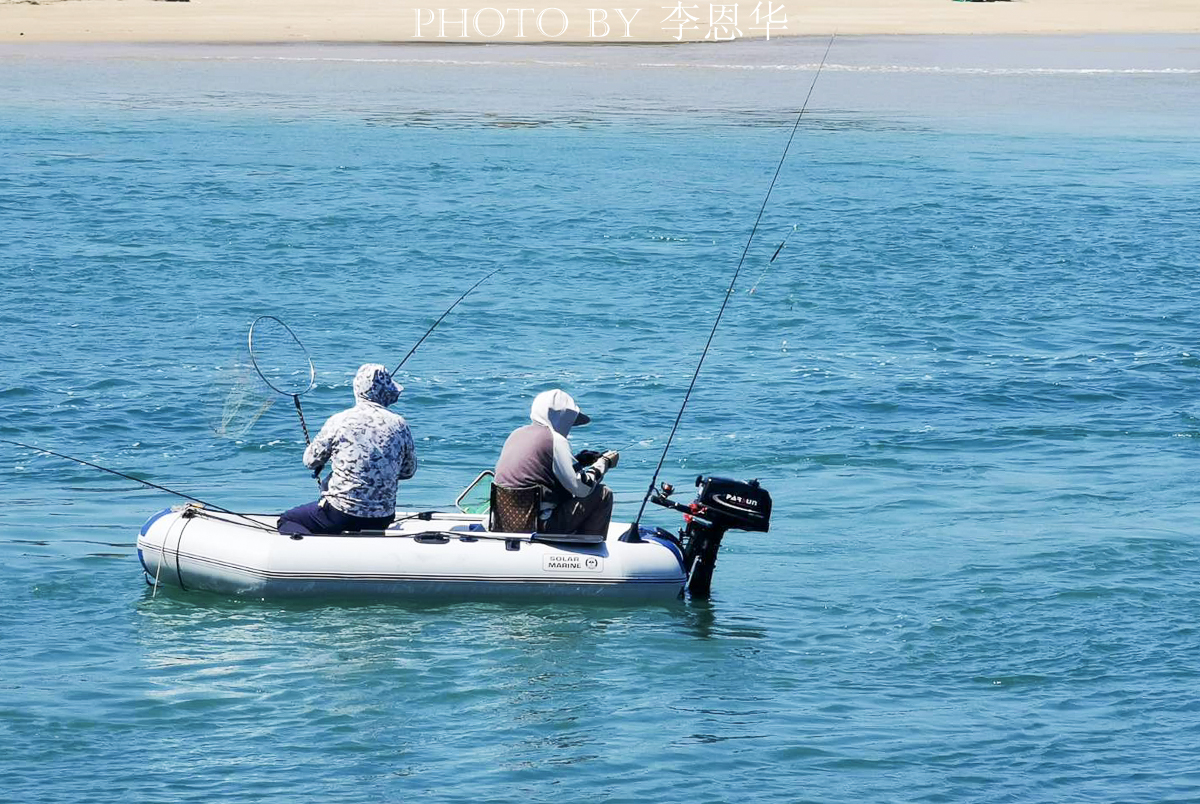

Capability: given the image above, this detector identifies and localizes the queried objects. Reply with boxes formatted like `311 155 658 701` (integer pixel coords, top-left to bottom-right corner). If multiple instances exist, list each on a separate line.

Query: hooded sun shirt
494 389 602 518
303 364 417 518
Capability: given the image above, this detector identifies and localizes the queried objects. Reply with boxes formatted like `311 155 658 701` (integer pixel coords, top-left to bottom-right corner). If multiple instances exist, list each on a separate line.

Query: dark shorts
277 500 395 535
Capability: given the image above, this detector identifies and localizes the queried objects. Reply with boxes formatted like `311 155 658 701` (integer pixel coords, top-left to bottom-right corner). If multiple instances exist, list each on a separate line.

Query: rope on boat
174 514 194 592
152 520 168 597
630 33 837 533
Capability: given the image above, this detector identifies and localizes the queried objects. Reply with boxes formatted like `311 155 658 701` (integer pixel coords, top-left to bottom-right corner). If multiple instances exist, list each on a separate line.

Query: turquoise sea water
2 36 1200 802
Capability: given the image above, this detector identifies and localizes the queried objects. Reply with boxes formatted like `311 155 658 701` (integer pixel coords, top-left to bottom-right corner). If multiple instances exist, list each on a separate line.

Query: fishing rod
391 264 504 377
1 438 251 520
630 33 836 533
3 439 466 543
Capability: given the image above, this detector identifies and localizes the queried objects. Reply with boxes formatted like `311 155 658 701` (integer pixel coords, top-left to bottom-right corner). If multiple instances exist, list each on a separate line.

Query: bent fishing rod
630 33 836 533
248 265 501 483
250 264 503 446
391 264 504 377
288 264 502 487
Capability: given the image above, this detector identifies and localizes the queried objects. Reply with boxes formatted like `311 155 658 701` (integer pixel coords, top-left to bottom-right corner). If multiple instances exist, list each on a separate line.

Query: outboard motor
650 475 772 597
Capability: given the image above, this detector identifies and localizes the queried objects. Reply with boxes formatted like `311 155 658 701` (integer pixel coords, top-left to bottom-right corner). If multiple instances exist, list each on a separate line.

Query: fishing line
1 438 273 531
630 33 836 532
748 223 799 295
391 264 504 377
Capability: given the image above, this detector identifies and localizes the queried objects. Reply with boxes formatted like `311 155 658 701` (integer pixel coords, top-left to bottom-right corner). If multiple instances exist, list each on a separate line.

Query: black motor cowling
650 475 772 598
694 476 772 533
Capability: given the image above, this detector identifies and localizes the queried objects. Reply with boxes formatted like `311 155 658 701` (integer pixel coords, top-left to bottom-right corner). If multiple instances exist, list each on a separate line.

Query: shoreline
3 35 1197 84
2 0 1200 45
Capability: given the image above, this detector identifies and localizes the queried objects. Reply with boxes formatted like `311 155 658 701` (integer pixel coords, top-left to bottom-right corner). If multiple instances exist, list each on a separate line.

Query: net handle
247 315 316 398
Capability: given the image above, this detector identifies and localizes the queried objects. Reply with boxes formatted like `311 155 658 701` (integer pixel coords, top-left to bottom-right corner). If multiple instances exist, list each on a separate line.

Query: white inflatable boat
136 474 772 602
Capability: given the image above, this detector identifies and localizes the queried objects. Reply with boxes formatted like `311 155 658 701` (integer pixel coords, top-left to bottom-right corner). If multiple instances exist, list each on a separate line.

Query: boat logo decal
713 493 762 515
543 554 602 573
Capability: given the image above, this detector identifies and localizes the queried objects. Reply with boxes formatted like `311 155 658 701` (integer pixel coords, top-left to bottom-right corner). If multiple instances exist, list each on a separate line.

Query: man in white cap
493 388 619 536
278 363 417 535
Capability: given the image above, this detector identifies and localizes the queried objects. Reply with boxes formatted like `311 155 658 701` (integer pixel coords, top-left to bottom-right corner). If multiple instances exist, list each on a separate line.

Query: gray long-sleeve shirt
494 389 605 519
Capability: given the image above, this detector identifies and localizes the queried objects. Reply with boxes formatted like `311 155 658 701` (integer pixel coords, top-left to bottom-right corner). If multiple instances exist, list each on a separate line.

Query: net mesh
209 342 277 440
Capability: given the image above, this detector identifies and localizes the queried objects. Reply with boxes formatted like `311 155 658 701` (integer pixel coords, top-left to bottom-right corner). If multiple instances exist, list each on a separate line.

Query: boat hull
137 506 687 601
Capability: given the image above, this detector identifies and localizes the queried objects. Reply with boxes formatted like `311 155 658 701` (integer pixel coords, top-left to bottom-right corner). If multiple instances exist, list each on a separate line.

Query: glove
597 450 620 472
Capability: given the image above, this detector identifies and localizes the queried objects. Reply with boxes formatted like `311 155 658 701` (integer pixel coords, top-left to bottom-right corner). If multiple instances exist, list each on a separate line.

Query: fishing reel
574 449 602 467
650 475 772 596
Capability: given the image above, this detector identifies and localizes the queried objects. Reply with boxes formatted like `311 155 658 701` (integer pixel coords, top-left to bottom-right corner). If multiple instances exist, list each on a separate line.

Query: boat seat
488 484 542 533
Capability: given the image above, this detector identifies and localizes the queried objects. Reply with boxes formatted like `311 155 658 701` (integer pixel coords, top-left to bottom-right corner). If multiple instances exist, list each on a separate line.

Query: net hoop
247 315 316 398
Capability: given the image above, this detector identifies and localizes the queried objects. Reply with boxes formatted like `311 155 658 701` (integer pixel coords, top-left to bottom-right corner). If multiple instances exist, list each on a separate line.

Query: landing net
210 316 315 441
210 341 276 440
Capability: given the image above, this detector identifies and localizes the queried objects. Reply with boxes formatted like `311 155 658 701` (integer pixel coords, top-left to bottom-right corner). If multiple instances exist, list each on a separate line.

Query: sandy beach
1 0 1198 44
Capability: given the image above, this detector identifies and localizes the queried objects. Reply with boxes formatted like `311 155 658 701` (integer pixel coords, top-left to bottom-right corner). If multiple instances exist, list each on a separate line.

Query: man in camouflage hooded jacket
278 364 417 535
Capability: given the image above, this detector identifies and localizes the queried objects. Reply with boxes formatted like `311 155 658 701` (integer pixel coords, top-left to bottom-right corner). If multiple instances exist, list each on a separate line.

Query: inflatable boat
136 474 771 601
